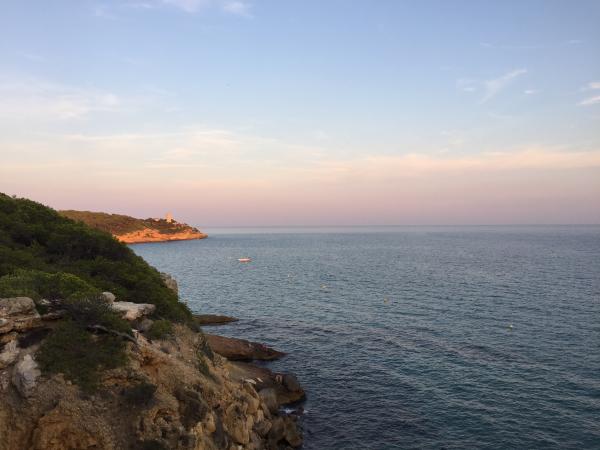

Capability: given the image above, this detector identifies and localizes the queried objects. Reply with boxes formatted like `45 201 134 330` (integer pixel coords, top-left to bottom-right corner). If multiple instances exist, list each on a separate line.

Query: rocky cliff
0 194 303 450
0 294 304 450
59 210 207 244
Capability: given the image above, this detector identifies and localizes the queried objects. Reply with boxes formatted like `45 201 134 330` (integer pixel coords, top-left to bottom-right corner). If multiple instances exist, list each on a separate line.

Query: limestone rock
0 340 19 369
0 297 41 334
101 292 116 304
31 406 102 450
0 297 37 317
160 273 179 294
282 373 302 392
111 302 155 321
193 314 238 326
254 419 272 437
258 388 278 415
0 331 18 345
12 354 40 397
0 318 10 334
205 334 285 361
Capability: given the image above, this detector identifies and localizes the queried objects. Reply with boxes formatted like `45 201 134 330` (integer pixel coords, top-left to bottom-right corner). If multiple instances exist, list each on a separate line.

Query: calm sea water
132 226 600 449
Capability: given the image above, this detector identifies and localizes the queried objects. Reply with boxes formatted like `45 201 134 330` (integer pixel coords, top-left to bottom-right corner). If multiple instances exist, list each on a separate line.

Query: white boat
238 257 251 263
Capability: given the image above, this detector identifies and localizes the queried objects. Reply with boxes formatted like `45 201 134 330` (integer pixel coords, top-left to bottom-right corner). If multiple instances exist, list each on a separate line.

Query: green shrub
63 296 132 335
37 321 127 392
0 269 98 301
146 319 173 340
123 381 157 406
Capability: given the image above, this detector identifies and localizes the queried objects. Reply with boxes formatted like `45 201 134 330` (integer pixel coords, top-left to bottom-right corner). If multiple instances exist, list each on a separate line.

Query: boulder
282 416 303 447
0 340 19 369
205 334 285 361
258 388 278 415
282 373 302 393
12 354 40 397
0 297 41 334
111 302 156 321
254 419 272 437
267 416 302 448
223 403 250 445
0 297 37 317
100 292 116 304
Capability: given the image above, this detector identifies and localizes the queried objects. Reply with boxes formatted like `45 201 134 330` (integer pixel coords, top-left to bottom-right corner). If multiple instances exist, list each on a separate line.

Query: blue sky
1 1 599 225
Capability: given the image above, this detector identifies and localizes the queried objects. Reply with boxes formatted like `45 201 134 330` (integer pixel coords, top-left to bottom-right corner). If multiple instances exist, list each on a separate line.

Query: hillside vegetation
0 193 191 322
60 210 203 236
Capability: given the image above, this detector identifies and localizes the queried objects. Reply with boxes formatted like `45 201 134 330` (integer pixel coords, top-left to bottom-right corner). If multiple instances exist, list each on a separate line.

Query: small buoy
384 298 390 304
508 324 513 329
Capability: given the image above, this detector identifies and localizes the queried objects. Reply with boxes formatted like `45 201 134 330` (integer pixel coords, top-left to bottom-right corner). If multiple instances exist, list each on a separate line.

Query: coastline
116 229 208 244
0 280 305 449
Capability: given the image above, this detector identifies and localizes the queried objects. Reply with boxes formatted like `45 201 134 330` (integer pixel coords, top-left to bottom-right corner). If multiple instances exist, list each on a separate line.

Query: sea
131 226 600 450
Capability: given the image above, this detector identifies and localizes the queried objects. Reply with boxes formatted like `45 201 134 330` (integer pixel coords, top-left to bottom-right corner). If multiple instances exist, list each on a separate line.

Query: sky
1 0 600 226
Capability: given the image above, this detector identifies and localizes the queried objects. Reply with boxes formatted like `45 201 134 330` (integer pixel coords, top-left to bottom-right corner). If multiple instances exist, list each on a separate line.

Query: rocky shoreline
117 229 208 244
0 280 305 449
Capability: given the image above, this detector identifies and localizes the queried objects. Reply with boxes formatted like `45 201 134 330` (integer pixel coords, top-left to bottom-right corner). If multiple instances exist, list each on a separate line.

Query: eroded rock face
0 297 41 335
258 388 279 415
12 354 41 397
0 340 19 369
0 324 303 450
0 297 37 317
111 301 156 321
193 314 238 326
161 273 179 295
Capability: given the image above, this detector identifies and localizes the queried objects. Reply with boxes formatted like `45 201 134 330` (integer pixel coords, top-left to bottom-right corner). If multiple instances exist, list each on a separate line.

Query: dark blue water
132 226 600 449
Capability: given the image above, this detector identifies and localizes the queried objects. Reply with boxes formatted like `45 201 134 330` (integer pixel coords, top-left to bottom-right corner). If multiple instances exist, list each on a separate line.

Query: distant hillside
59 210 207 244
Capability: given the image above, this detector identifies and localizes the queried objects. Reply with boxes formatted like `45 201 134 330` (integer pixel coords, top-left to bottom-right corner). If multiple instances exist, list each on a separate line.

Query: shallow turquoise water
132 226 600 449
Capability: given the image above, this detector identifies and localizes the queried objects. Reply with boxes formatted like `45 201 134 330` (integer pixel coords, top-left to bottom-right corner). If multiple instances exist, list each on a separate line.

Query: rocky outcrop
111 301 156 321
0 297 42 334
161 273 179 295
227 361 306 407
205 334 285 361
0 340 19 369
0 324 303 450
117 229 207 244
101 292 116 304
193 314 239 326
12 354 40 397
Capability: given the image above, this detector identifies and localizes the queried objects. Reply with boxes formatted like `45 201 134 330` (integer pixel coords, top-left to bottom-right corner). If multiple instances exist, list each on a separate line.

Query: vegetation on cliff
60 209 206 243
0 193 304 449
0 193 191 322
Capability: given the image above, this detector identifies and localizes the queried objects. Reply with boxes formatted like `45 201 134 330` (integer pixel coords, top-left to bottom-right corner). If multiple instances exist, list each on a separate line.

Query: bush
123 381 157 406
0 269 98 301
63 296 132 335
37 321 127 392
146 319 173 340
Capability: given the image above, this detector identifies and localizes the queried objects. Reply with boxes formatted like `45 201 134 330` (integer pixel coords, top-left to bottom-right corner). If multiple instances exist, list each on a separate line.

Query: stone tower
165 212 173 223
